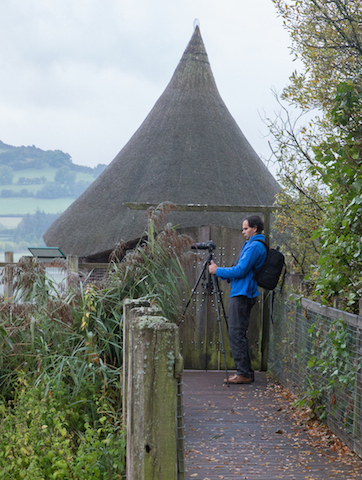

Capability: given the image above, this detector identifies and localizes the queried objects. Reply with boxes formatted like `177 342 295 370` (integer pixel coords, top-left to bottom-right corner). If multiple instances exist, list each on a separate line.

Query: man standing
208 215 267 384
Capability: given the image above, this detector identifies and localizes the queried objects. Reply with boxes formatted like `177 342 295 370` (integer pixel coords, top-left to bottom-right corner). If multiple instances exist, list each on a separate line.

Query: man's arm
208 243 265 280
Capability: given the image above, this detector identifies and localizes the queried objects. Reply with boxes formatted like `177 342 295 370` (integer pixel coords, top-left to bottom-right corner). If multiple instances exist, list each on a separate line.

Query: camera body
191 240 216 251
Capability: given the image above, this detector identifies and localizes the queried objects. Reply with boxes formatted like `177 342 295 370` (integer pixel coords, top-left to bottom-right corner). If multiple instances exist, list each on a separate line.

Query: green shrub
0 204 192 478
0 383 125 479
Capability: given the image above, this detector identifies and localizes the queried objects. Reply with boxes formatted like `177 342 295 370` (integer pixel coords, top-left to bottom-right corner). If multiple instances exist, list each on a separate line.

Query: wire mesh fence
269 293 362 457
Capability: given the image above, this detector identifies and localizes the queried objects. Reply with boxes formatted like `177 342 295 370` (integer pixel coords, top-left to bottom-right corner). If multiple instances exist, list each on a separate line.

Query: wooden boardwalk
183 370 362 480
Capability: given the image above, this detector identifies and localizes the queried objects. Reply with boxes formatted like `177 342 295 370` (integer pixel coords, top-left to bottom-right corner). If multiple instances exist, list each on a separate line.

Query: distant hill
0 140 108 250
0 140 106 174
0 140 107 204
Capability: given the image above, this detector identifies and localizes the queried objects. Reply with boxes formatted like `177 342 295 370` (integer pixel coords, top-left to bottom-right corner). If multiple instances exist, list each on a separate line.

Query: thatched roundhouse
44 26 280 261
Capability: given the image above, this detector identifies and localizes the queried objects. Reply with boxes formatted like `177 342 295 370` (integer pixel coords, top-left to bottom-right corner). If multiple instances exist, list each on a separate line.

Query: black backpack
254 240 286 291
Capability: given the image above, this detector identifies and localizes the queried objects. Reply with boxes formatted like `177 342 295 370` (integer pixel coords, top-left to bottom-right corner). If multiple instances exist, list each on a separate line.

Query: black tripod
183 248 230 387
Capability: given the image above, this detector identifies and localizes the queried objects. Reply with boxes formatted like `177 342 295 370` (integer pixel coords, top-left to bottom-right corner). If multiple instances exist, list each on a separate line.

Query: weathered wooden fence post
67 255 79 288
4 251 14 301
123 299 161 428
124 301 184 479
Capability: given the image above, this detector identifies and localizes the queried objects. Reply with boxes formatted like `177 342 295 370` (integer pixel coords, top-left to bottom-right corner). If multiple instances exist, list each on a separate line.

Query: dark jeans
228 295 257 377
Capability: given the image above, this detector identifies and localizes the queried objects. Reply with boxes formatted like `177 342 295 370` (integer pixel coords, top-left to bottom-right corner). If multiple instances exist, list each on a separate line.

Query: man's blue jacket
215 234 267 299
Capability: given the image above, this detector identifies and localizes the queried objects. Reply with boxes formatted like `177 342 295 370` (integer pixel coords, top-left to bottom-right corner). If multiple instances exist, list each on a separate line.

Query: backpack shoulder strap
253 238 269 252
252 239 268 279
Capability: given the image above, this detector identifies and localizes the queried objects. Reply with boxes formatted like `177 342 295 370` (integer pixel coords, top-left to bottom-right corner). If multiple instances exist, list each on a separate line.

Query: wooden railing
0 252 109 301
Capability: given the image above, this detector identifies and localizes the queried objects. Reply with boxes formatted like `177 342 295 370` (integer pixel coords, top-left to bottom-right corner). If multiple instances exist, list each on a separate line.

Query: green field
11 167 56 182
0 144 99 237
0 197 75 215
10 167 94 184
3 184 42 194
0 168 94 215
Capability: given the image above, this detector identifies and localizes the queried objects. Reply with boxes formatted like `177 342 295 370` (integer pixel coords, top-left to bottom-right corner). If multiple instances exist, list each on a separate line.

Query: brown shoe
224 374 252 384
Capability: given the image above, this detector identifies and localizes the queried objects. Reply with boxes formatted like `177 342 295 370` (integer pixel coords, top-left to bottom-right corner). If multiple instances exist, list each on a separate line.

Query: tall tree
274 0 362 111
270 0 362 311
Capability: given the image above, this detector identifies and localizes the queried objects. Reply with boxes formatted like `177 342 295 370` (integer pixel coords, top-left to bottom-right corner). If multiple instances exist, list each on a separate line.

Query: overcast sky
0 0 296 169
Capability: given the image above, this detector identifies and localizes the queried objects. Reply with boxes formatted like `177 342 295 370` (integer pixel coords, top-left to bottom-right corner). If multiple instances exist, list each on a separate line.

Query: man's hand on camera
209 260 217 275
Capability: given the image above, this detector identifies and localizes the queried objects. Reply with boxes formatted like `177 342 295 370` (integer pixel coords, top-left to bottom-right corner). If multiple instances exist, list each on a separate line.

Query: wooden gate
178 225 263 371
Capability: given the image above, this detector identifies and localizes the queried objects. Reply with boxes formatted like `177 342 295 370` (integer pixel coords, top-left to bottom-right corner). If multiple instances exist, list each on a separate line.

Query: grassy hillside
0 140 106 214
11 167 95 184
0 140 107 252
1 167 94 211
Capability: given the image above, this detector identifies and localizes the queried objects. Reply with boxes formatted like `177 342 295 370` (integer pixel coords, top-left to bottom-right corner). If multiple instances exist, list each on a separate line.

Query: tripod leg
182 257 209 316
214 276 228 331
211 273 229 387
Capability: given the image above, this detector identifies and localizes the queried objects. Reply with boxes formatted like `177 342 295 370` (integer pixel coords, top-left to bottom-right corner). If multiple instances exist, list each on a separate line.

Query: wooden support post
260 289 270 371
123 299 159 428
353 327 362 455
4 251 14 301
260 209 271 372
67 255 78 288
262 207 271 246
126 309 183 480
68 255 78 273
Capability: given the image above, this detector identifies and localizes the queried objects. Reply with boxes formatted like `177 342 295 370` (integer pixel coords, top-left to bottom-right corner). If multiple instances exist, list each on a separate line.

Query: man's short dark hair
243 215 264 233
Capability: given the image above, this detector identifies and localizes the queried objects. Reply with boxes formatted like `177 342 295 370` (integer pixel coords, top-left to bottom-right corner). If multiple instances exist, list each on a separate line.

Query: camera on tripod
191 240 216 251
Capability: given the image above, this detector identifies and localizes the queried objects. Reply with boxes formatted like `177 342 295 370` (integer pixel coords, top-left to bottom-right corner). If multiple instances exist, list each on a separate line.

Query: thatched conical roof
44 26 280 259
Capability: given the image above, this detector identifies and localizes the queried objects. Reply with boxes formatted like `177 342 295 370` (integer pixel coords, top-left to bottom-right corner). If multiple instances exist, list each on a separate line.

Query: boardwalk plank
183 370 362 480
